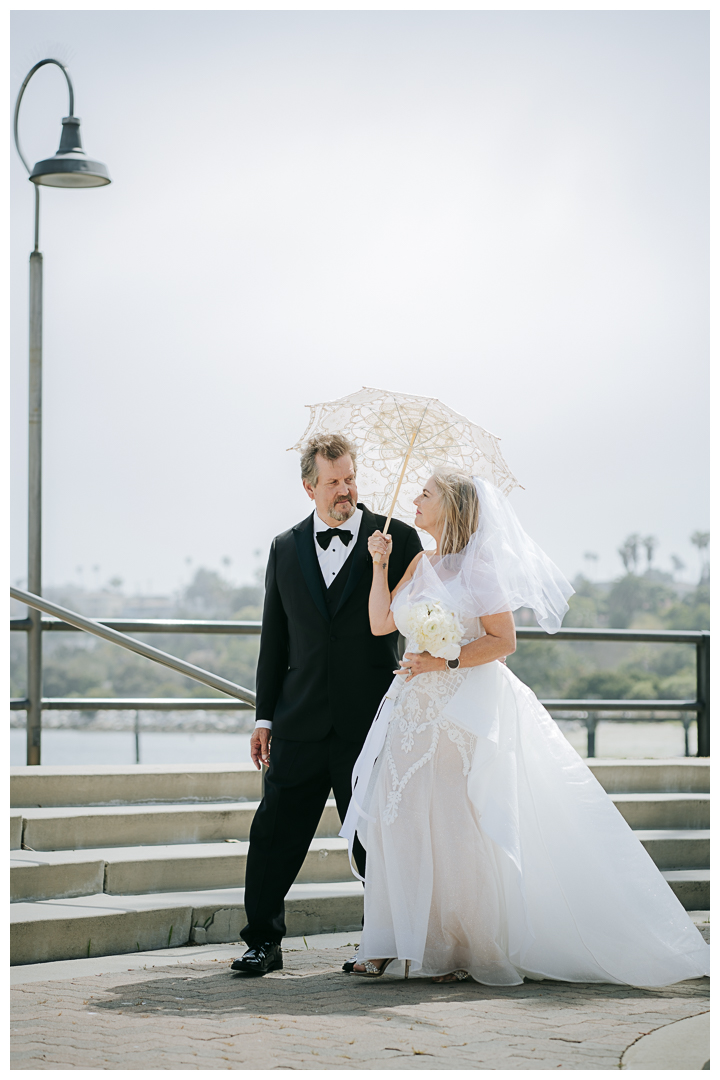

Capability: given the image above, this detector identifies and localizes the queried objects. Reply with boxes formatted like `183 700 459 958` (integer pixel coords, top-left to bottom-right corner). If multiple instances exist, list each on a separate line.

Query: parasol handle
381 428 418 536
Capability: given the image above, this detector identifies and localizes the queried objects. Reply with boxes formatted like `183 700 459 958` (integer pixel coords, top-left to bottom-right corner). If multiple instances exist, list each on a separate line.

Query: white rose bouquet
403 600 464 661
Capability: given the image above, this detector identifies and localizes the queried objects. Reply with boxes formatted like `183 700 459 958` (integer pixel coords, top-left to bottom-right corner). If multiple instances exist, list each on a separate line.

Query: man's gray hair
300 433 358 487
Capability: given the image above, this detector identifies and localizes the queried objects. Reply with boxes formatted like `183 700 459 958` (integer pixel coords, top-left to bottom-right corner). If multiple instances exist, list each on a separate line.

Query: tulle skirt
350 662 709 986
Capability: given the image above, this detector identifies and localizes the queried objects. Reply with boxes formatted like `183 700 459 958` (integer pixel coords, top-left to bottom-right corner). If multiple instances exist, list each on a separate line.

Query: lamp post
14 60 110 765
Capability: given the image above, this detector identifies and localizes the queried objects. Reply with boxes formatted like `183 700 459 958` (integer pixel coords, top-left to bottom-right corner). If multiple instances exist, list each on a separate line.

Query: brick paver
11 945 709 1070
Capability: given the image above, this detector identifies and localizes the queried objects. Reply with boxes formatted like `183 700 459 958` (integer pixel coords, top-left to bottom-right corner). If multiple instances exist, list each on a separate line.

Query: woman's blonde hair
432 471 480 556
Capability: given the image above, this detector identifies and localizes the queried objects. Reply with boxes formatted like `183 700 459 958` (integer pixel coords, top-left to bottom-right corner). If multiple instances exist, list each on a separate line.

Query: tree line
10 534 708 708
507 530 708 703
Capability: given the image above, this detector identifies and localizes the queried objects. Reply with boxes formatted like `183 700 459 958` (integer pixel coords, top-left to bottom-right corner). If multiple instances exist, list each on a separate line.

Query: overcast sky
10 10 709 597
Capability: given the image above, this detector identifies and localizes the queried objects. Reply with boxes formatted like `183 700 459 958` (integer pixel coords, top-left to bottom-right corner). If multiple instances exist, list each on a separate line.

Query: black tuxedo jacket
255 504 424 742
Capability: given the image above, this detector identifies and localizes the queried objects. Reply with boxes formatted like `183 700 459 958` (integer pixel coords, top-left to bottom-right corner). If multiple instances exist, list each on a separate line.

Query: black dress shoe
230 942 283 976
342 951 359 973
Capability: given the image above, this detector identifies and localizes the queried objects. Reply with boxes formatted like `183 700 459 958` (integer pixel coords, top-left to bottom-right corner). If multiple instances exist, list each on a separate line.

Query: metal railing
10 587 710 761
9 587 255 734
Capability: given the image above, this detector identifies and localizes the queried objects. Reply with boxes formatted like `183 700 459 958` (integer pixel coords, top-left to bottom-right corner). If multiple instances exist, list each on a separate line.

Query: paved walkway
11 926 709 1071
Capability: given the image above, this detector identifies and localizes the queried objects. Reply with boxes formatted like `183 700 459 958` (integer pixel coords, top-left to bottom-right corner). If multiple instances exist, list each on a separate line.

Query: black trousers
241 730 366 947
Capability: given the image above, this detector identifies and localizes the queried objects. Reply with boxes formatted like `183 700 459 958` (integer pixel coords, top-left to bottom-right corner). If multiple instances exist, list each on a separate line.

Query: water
557 720 696 759
10 729 254 767
9 721 695 766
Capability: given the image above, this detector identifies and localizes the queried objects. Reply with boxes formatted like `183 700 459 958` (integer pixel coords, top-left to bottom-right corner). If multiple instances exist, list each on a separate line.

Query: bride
340 472 709 987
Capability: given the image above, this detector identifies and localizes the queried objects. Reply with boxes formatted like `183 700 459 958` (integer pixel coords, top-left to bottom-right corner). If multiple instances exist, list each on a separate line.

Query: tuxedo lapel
335 505 376 616
292 513 330 622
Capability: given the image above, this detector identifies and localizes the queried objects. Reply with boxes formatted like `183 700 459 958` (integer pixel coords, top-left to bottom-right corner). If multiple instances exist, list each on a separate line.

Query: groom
231 433 423 975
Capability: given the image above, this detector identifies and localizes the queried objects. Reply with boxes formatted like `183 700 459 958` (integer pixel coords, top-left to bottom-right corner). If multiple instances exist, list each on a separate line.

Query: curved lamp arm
13 59 74 251
14 59 75 174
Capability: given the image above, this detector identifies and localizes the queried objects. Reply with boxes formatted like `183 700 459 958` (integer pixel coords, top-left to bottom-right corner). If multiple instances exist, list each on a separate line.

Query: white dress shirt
255 508 364 732
312 506 363 587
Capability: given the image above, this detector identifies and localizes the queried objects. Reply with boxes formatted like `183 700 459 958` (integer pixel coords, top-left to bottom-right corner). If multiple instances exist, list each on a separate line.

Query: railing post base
26 610 42 766
696 632 710 757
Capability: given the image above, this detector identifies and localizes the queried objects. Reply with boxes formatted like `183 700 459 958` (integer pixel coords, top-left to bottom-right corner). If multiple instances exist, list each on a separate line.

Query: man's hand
250 727 271 770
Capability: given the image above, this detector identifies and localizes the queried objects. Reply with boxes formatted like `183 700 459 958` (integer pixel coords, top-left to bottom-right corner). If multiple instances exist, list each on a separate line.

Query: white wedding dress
341 604 710 988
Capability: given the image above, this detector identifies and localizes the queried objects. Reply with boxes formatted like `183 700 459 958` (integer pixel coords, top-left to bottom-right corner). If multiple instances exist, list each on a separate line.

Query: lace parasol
289 386 522 529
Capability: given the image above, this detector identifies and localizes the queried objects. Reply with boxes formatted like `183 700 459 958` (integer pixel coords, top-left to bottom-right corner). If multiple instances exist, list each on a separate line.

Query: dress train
342 660 709 987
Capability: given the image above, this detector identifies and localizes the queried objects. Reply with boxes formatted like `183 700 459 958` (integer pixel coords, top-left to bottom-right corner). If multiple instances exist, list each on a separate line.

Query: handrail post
696 632 710 757
26 248 43 766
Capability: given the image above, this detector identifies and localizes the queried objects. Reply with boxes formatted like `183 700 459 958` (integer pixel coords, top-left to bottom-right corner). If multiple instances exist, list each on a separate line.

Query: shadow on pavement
92 963 709 1021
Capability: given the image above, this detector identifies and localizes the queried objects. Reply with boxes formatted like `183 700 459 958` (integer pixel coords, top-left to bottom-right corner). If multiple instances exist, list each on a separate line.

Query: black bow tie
316 527 353 550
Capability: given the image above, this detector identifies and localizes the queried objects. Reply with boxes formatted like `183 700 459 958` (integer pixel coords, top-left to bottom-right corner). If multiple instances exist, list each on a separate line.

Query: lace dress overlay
381 670 476 825
357 655 523 985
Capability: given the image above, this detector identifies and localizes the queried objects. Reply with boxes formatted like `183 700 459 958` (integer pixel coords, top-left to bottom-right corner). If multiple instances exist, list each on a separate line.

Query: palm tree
583 552 599 578
690 531 710 583
670 554 685 578
643 535 658 571
619 534 641 574
618 542 633 574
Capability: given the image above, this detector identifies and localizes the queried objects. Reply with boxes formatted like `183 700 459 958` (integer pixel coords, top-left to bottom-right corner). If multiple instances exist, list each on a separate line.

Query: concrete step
611 793 709 830
635 830 709 870
10 868 707 967
10 881 364 966
11 837 354 902
11 759 709 808
10 763 263 808
11 828 705 904
15 793 705 851
662 870 710 911
17 800 342 851
8 760 709 966
11 850 105 902
11 814 22 850
587 759 709 794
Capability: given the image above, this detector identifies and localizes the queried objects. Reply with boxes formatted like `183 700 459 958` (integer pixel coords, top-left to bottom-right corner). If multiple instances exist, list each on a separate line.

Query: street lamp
14 59 111 765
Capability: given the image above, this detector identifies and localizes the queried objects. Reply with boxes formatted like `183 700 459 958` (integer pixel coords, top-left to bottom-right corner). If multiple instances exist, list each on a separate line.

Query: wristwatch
445 657 460 671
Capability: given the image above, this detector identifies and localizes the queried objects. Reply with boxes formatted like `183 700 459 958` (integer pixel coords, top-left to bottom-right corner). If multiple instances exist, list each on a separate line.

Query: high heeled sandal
353 958 394 977
354 959 412 978
432 969 469 983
